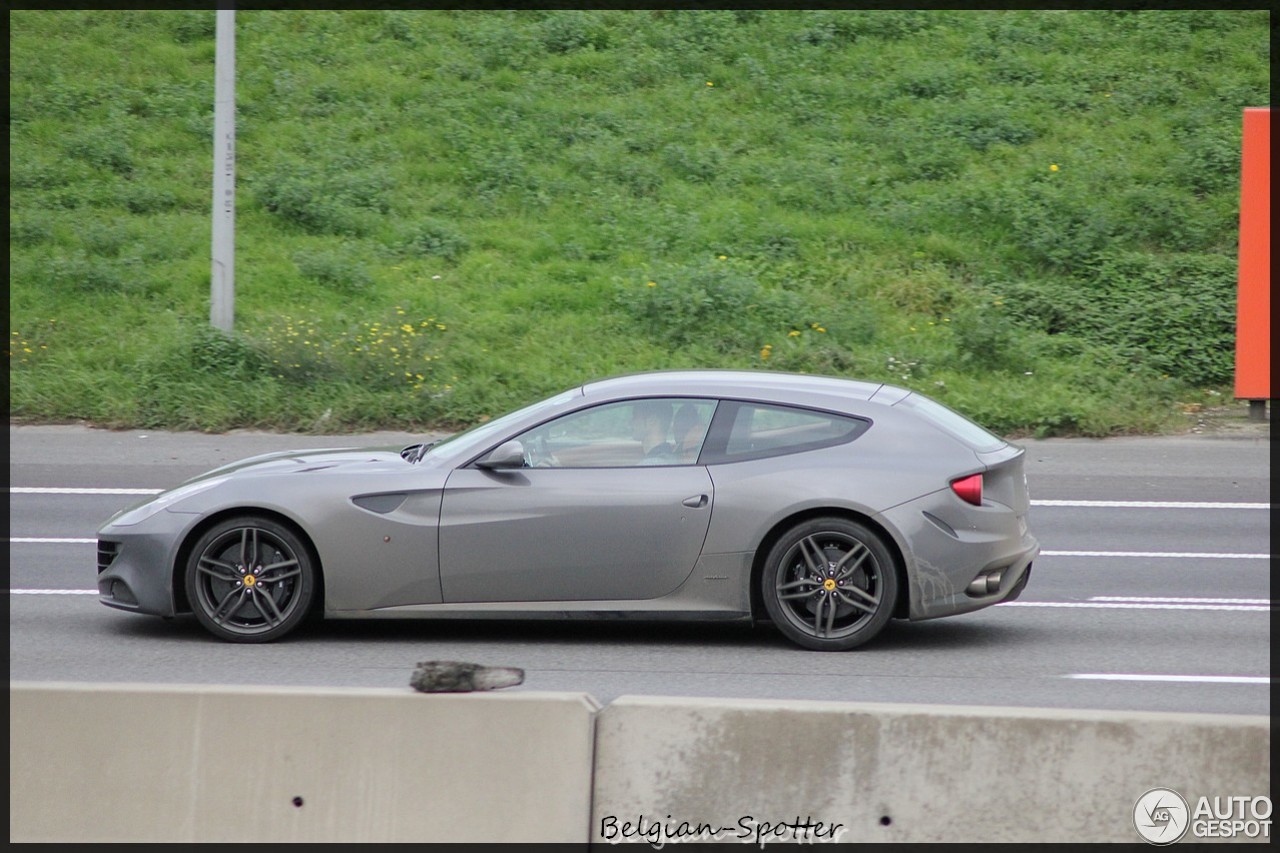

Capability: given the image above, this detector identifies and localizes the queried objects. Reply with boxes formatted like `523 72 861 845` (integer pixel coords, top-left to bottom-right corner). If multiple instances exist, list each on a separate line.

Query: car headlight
107 477 230 527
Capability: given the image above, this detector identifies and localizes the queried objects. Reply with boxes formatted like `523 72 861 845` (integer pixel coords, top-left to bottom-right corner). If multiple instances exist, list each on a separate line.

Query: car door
438 398 716 603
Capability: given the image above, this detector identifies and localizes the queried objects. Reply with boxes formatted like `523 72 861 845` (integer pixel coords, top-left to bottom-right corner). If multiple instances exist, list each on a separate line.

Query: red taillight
951 473 983 506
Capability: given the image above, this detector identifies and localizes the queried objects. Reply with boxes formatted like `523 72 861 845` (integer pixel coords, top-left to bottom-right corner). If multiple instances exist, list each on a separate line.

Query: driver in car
631 400 677 463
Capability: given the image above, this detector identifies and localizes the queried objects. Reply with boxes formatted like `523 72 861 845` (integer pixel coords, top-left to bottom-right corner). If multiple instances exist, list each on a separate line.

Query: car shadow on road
279 612 1040 652
102 608 1041 653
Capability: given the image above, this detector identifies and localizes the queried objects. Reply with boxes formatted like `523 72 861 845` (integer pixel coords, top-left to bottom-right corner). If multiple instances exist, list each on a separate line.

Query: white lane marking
1032 500 1269 509
10 589 98 595
1041 550 1268 559
11 538 97 544
1001 601 1270 612
1091 596 1270 604
10 487 162 495
1067 674 1270 685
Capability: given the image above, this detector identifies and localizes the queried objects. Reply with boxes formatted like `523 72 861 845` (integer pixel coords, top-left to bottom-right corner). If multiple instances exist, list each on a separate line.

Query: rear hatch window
895 393 1007 453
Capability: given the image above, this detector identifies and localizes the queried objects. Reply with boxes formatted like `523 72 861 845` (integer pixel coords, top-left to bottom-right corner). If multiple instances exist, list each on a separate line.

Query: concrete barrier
9 682 599 843
591 696 1271 844
11 684 1270 843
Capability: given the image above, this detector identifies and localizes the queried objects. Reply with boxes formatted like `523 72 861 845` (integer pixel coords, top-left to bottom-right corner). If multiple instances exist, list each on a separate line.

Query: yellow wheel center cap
244 574 257 587
822 578 837 591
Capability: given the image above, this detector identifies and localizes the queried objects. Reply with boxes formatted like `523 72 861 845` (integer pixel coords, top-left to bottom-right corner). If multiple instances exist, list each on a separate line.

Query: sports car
97 369 1038 650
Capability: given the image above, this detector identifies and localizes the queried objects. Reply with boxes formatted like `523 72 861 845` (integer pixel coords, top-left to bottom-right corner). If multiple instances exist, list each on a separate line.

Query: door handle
682 494 708 508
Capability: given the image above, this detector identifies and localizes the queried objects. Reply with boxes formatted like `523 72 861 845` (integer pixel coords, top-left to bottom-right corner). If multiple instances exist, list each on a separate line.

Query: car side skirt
324 551 755 620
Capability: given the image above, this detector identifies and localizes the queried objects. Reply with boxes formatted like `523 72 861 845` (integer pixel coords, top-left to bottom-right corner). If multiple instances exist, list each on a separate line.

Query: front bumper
97 513 198 617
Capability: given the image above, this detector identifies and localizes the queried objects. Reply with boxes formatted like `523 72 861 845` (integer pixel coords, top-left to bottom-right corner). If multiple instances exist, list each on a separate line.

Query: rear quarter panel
701 410 981 558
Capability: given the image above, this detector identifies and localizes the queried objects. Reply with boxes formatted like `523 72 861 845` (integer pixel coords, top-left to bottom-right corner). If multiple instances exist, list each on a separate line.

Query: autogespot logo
1134 788 1191 845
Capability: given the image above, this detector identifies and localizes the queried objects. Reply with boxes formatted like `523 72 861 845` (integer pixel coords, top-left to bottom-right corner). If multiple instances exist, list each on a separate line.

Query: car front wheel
761 517 898 651
185 516 316 643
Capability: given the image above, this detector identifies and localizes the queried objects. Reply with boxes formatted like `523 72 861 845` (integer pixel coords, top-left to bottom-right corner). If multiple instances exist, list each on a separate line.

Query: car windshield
422 387 581 460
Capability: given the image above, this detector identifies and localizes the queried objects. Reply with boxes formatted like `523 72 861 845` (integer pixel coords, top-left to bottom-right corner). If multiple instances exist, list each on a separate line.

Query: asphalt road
8 423 1271 715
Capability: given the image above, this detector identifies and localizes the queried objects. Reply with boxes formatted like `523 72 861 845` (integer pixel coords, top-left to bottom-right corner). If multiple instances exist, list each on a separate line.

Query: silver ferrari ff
97 370 1038 651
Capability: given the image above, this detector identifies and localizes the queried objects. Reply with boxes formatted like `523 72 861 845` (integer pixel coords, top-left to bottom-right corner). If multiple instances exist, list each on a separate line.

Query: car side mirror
475 440 526 470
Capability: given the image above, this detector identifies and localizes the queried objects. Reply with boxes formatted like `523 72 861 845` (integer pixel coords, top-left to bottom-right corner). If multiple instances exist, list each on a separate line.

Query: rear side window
895 393 1005 452
702 402 870 464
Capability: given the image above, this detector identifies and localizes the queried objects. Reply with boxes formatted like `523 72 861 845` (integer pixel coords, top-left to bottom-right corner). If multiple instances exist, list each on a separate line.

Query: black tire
761 517 898 651
184 515 316 643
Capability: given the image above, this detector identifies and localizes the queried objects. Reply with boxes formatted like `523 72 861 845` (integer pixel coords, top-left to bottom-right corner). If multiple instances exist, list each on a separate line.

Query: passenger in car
632 400 676 462
673 404 708 463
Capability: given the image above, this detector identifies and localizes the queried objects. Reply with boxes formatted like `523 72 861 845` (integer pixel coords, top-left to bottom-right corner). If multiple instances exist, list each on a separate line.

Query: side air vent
352 493 408 514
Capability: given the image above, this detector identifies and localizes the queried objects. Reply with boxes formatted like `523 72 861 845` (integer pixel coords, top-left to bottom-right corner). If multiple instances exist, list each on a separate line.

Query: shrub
18 251 149 296
939 102 1037 152
1004 177 1121 270
254 161 392 236
1080 251 1236 387
249 311 448 392
182 325 272 380
64 123 135 176
539 10 611 54
401 219 471 262
617 261 806 352
167 11 216 43
293 248 373 294
951 307 1025 373
9 216 54 247
841 10 933 40
1170 131 1242 195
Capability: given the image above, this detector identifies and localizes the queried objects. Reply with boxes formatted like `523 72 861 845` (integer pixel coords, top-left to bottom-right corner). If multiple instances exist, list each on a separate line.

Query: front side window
703 401 869 463
513 398 717 468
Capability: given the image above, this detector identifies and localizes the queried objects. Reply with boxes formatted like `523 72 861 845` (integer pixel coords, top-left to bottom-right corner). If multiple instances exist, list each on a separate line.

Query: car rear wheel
185 516 316 643
761 517 897 651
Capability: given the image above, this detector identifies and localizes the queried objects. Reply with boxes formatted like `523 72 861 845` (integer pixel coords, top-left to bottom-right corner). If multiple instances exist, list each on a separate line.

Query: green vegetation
8 10 1269 436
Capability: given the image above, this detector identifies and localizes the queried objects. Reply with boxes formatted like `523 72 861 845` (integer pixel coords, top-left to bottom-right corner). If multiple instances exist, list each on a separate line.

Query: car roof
580 369 902 409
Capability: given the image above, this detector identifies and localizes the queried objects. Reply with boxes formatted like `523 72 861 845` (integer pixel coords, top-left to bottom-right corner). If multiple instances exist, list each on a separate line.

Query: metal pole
210 10 236 332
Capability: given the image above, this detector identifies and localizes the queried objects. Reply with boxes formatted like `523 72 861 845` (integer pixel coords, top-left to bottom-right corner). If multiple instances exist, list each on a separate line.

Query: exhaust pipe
965 569 1004 597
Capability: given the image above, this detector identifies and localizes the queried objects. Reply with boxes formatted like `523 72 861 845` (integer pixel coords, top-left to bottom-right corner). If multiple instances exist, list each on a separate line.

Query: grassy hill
8 9 1270 436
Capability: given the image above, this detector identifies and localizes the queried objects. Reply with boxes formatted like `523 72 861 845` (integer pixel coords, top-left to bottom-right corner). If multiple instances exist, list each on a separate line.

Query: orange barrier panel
1234 107 1270 401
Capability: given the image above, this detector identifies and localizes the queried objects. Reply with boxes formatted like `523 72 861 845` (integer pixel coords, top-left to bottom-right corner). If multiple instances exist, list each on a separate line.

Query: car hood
101 444 442 531
184 445 412 485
